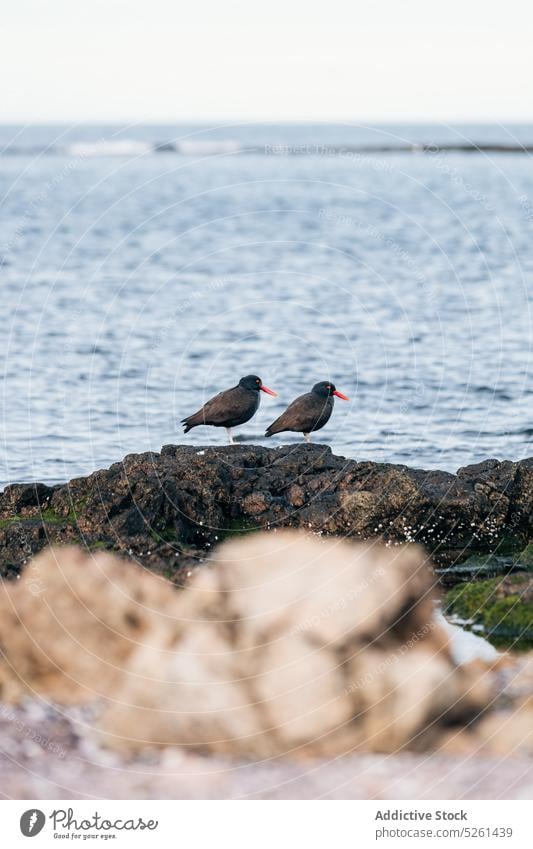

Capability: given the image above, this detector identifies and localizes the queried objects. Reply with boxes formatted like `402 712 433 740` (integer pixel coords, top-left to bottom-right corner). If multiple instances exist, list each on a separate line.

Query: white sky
2 0 532 123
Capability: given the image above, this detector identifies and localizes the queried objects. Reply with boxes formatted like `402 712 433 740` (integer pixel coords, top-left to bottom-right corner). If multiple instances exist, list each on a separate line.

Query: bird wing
182 386 240 427
266 391 325 434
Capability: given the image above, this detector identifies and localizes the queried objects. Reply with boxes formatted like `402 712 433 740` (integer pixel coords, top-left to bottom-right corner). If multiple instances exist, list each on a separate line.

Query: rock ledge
1 445 533 581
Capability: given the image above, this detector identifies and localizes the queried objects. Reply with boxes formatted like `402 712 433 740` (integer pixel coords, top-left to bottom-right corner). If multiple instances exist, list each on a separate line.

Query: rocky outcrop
0 536 490 758
1 445 533 581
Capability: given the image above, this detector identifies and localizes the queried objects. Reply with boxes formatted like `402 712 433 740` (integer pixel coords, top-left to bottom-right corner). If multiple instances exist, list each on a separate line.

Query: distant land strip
3 142 533 157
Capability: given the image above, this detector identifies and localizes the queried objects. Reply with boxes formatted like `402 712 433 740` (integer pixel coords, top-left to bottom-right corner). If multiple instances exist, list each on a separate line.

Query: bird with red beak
182 374 277 444
265 380 349 443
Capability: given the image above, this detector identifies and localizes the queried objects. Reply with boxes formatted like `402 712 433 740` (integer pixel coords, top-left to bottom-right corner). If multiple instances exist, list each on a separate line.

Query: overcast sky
2 0 532 123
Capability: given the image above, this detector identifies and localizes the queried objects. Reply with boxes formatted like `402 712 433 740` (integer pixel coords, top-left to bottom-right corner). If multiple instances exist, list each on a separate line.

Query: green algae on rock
443 572 533 649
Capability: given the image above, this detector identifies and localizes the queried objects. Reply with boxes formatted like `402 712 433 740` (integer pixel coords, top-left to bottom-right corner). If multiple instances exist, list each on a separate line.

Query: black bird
265 381 348 442
181 374 277 443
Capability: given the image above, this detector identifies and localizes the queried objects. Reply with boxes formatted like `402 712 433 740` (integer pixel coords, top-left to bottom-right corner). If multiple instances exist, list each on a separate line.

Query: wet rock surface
1 445 533 582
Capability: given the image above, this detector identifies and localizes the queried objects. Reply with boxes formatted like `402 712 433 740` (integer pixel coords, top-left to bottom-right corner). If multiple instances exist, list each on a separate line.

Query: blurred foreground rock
101 534 490 756
439 655 533 758
0 534 490 759
1 534 532 797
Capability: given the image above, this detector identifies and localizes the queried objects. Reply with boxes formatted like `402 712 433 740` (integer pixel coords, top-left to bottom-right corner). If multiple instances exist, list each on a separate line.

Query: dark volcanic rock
1 444 532 581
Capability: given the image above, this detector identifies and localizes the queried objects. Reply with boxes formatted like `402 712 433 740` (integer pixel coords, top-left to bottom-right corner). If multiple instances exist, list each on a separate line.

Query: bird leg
303 432 312 444
225 427 235 445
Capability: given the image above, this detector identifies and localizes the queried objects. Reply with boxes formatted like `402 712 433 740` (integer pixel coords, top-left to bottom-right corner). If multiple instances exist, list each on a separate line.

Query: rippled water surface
1 123 533 486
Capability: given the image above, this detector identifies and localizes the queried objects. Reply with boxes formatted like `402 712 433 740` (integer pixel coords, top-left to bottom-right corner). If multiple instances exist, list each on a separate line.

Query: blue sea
1 122 533 487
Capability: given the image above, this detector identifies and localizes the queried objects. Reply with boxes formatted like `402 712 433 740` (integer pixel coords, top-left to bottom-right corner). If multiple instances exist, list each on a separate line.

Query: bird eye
256 378 260 383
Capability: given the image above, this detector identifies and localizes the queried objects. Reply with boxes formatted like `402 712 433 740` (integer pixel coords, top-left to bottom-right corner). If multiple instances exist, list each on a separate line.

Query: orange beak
333 389 349 400
260 384 278 396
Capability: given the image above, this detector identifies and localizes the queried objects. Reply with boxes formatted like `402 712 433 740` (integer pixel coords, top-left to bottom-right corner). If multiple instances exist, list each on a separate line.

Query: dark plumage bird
181 374 277 443
265 381 348 443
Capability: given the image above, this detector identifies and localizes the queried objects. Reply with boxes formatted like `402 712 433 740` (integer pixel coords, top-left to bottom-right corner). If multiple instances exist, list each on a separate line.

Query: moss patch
222 517 260 538
149 523 180 544
39 508 75 525
88 540 112 551
0 516 23 529
0 508 76 529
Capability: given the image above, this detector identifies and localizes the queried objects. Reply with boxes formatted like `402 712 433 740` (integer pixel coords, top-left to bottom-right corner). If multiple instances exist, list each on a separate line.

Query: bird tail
264 418 283 438
181 411 203 433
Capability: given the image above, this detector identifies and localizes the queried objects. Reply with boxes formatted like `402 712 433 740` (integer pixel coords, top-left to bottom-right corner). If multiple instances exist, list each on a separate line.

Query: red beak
260 384 278 396
333 389 349 400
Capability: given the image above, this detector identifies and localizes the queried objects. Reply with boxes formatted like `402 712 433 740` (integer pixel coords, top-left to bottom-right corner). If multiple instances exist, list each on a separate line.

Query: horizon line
1 118 533 127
